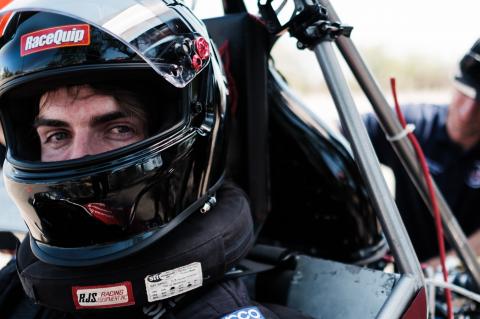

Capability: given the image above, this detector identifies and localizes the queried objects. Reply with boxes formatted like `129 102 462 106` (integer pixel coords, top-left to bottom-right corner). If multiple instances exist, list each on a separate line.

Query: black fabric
364 104 480 261
0 231 19 250
205 14 272 231
0 259 41 318
15 182 255 314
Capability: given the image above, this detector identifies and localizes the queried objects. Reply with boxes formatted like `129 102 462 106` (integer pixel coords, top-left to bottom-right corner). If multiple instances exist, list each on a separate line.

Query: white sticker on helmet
144 262 202 302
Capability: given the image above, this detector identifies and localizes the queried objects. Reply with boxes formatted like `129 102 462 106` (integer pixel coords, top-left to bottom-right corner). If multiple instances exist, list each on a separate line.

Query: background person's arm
361 112 398 167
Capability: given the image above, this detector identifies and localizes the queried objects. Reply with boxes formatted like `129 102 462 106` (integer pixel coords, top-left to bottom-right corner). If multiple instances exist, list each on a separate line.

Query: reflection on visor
32 194 127 247
84 202 128 226
2 68 186 162
2 0 210 87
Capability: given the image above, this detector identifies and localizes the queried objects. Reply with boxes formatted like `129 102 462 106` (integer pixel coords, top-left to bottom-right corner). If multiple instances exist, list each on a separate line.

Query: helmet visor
0 69 187 162
1 0 211 88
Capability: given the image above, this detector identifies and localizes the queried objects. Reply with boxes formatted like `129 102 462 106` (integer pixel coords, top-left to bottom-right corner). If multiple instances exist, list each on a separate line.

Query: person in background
364 39 480 262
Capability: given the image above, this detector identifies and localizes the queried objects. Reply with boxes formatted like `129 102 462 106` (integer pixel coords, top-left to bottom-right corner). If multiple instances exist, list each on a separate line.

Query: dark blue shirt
364 104 480 261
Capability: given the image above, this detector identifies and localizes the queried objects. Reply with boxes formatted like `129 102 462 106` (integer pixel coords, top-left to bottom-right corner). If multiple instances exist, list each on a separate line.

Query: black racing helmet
455 38 480 100
0 0 228 266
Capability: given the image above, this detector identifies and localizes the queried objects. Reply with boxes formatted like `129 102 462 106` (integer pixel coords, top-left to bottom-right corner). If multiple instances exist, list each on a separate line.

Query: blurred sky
194 0 480 64
330 0 480 64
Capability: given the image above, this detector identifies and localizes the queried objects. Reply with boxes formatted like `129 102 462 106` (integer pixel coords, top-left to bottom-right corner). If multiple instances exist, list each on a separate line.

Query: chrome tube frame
376 275 419 319
319 0 480 289
312 41 424 288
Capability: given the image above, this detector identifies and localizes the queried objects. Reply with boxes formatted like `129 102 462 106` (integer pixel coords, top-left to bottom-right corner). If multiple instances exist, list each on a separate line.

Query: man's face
35 85 146 162
449 89 480 130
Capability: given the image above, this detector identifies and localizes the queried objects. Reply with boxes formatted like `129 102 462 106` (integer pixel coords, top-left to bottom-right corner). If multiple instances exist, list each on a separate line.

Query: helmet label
144 262 203 302
72 281 135 309
21 24 90 57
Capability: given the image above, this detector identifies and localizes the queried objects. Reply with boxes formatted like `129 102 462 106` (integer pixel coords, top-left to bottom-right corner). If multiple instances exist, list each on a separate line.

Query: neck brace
16 182 254 315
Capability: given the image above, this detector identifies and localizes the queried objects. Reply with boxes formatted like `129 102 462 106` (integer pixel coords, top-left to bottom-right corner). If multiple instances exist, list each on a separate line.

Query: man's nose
69 131 96 160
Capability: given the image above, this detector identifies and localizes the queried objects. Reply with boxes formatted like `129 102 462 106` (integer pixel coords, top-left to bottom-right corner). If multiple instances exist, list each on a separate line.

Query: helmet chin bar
30 174 224 267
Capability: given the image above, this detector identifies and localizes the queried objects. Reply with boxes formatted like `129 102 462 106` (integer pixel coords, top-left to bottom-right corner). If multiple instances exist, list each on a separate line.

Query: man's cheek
41 148 66 162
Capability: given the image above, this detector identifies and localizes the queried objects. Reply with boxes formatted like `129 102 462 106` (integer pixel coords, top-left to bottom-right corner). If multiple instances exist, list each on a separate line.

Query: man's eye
45 131 69 144
110 125 134 135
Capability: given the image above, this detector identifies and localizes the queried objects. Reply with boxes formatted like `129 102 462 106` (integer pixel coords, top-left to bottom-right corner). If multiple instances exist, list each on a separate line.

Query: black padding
0 231 19 250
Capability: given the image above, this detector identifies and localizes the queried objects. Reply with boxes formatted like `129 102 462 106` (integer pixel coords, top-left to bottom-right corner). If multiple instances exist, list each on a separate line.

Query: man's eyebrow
34 111 130 128
34 118 68 128
90 111 129 126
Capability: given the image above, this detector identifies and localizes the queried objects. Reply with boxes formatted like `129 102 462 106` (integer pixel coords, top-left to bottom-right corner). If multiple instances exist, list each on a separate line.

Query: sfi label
145 262 202 302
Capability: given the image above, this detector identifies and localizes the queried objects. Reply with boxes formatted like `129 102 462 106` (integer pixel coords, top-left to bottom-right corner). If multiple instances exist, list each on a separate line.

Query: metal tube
319 0 480 289
376 275 419 319
313 41 424 287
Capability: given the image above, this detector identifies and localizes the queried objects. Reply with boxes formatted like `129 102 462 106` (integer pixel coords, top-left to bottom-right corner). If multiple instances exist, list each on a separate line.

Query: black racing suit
364 104 480 261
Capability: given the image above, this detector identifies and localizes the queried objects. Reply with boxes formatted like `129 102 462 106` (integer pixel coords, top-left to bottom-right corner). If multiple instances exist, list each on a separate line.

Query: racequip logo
72 281 135 309
221 307 265 319
20 24 90 56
